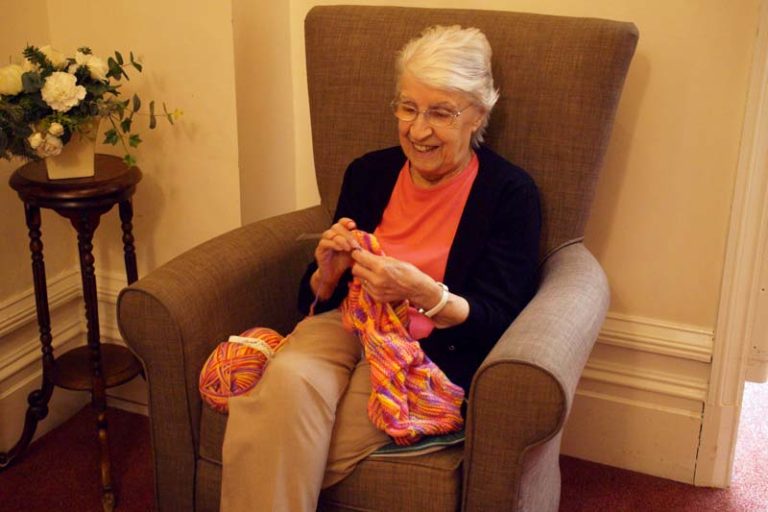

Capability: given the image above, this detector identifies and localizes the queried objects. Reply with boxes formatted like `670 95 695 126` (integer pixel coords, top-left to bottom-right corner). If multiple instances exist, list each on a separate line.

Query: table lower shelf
51 344 143 391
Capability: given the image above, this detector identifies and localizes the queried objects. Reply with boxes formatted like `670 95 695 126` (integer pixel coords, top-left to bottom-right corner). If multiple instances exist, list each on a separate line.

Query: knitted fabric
199 327 285 413
341 230 465 445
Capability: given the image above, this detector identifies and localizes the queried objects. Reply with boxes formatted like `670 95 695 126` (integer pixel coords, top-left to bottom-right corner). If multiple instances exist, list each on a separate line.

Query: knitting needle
295 233 323 241
295 232 363 252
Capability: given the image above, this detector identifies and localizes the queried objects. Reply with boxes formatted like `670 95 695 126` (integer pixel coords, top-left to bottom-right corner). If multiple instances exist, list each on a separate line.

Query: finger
316 236 347 255
322 228 353 252
351 262 376 283
350 248 378 266
337 217 357 231
328 224 361 252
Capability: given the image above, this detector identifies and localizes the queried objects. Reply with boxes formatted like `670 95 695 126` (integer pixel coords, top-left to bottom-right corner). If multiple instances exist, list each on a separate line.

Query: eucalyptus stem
106 113 134 162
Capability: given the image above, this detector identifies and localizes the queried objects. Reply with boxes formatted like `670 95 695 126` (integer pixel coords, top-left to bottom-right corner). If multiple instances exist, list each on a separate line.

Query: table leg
72 212 115 512
0 204 55 470
118 200 138 285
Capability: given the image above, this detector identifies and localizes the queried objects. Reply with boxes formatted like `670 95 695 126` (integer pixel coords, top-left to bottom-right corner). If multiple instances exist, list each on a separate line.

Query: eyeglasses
391 100 471 128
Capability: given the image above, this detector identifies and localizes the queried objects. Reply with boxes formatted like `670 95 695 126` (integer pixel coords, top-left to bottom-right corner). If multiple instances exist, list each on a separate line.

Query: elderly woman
222 24 540 511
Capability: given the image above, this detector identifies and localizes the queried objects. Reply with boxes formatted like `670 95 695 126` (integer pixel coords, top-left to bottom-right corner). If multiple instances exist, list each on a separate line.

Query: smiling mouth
412 142 438 153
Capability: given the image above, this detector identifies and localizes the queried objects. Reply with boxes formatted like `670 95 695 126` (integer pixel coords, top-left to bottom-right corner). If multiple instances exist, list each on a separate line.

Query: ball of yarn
199 327 285 413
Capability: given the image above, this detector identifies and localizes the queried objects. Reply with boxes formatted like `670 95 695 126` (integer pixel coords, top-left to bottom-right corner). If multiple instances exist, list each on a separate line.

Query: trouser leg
221 311 361 512
322 358 390 489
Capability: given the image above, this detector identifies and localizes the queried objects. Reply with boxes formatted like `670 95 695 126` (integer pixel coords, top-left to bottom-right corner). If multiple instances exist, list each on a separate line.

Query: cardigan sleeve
435 176 541 352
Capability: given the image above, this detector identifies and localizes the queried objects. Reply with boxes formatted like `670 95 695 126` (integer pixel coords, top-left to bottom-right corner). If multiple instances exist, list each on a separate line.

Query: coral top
375 153 479 338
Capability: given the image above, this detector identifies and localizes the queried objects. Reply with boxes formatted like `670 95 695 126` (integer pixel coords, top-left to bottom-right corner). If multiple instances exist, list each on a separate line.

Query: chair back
305 5 637 258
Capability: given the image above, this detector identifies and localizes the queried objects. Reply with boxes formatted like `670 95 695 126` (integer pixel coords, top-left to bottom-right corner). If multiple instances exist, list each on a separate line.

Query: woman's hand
350 250 441 308
312 218 361 299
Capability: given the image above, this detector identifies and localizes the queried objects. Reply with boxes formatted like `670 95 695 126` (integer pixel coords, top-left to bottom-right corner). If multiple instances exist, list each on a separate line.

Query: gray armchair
117 6 637 511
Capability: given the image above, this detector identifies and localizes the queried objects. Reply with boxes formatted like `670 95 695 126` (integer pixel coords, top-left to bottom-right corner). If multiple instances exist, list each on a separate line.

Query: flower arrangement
0 45 180 167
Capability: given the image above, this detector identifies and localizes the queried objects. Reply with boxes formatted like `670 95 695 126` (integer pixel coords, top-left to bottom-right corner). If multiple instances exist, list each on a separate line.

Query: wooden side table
1 154 144 512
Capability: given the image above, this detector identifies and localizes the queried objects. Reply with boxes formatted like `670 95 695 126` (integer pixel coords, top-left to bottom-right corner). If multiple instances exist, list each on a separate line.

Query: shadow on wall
582 52 650 301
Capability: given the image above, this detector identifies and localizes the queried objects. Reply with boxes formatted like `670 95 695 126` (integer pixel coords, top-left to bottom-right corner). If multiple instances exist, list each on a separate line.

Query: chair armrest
117 205 328 512
462 243 609 512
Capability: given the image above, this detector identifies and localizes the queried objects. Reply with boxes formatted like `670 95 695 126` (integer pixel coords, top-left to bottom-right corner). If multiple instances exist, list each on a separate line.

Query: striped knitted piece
341 231 465 446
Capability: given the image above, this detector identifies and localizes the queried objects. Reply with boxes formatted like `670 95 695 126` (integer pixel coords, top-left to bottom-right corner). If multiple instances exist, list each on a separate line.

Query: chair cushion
320 445 463 512
198 408 463 512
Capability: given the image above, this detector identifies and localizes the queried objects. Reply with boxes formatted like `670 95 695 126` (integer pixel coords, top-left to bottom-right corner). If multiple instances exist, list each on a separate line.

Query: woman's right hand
312 217 360 298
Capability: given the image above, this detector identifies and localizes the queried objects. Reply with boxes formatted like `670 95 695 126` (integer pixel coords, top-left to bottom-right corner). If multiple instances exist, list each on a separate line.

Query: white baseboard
598 312 713 362
561 313 713 484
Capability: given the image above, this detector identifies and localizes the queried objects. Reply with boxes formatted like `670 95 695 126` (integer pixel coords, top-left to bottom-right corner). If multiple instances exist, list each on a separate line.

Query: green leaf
123 154 136 167
107 57 122 80
21 72 43 94
120 118 132 133
73 66 90 83
103 129 119 145
86 82 110 97
132 94 141 113
149 101 156 129
130 52 143 72
129 134 142 147
163 102 175 125
77 47 92 55
115 51 124 65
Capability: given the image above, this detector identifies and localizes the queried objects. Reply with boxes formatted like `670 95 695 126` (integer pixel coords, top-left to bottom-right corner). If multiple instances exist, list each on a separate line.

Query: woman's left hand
350 250 442 307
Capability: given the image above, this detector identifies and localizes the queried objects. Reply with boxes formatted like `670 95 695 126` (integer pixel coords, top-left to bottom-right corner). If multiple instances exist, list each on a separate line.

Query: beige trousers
221 310 390 512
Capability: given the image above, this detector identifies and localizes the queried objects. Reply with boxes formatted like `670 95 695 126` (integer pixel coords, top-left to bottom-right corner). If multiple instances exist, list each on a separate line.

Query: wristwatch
417 282 450 318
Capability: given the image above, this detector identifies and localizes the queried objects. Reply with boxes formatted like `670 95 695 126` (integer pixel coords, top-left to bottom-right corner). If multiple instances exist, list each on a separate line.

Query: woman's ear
471 113 484 132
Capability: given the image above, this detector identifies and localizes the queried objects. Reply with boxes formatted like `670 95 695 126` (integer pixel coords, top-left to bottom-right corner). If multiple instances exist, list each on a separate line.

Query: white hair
396 25 500 147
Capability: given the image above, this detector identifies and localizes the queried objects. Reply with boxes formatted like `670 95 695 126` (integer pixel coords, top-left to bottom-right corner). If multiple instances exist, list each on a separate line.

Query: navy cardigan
298 145 541 391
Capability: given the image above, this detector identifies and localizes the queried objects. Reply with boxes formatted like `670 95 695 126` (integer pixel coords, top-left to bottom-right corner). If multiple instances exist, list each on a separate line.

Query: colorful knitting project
341 231 465 445
199 327 286 413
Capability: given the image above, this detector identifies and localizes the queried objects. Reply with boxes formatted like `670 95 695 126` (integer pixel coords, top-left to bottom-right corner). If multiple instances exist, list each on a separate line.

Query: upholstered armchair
117 6 637 511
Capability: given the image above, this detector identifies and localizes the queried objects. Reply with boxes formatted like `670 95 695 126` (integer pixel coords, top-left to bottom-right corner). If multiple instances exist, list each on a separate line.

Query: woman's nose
408 114 433 140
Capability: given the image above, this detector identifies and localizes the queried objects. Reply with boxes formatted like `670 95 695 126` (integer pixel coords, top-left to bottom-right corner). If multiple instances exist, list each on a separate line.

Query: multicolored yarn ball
199 326 285 413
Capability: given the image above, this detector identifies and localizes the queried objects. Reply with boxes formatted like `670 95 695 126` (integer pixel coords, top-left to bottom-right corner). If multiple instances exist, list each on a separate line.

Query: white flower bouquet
0 45 180 167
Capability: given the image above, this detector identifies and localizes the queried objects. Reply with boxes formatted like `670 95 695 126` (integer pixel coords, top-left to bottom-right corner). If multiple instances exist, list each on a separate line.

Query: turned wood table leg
8 156 142 509
0 204 55 470
71 211 115 512
118 199 138 285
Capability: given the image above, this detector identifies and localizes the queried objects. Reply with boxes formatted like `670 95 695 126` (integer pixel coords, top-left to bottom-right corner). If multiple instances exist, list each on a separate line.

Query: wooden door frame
695 0 768 487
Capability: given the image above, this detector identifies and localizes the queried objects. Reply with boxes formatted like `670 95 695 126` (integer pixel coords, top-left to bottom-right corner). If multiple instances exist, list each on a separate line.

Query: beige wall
283 0 761 330
0 0 241 446
0 0 76 300
43 0 242 275
233 0 297 225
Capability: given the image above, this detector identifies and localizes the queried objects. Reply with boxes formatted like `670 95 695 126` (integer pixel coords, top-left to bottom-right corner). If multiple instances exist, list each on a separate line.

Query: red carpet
0 382 765 511
560 381 768 511
0 406 153 512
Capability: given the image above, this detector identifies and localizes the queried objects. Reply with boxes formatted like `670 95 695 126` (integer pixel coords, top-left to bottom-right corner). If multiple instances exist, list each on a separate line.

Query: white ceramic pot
45 120 99 180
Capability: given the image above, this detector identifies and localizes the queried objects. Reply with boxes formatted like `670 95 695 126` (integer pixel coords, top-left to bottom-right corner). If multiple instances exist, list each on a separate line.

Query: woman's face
397 73 483 187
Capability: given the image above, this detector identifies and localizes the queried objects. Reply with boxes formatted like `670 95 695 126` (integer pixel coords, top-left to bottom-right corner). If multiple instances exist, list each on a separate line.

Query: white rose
71 51 108 81
74 51 89 67
48 122 64 136
27 132 44 149
40 71 86 112
36 134 63 157
86 55 108 81
39 45 68 69
0 64 24 96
